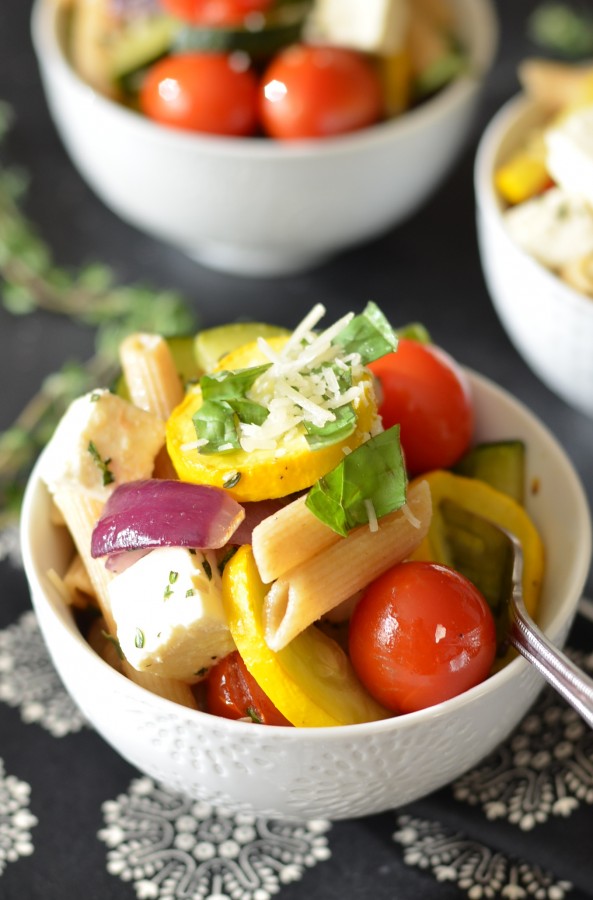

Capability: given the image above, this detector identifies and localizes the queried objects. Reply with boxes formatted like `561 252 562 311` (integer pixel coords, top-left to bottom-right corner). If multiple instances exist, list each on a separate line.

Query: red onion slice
91 480 245 560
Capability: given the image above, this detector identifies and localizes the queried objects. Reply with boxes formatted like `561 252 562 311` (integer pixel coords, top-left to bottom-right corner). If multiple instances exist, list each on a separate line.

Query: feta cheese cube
305 0 410 55
39 389 165 501
504 186 593 269
546 107 593 207
108 546 235 682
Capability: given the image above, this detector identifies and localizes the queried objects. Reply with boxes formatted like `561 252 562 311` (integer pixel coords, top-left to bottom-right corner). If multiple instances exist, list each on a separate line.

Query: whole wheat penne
52 487 198 709
518 59 593 113
252 494 343 584
63 553 97 607
119 333 184 420
263 479 432 652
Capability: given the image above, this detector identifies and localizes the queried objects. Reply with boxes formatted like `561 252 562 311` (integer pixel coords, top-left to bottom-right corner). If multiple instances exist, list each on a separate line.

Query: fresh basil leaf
192 400 240 454
305 427 407 536
200 363 271 402
395 322 432 344
304 403 356 449
333 301 397 365
227 398 268 426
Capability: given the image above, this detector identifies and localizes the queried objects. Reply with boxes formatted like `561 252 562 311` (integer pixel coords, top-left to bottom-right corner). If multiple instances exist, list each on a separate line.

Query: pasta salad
39 303 544 726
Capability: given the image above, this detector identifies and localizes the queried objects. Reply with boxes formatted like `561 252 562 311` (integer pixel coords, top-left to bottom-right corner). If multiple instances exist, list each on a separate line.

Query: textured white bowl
20 371 591 820
32 0 497 277
475 94 593 418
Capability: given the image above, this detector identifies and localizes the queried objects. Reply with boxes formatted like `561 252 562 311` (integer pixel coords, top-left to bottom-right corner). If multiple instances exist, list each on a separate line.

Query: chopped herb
304 402 357 449
200 363 271 402
87 440 115 486
218 545 238 574
101 630 124 660
186 588 195 597
90 392 101 402
169 570 179 584
223 471 241 489
202 558 213 580
193 399 242 454
333 301 397 365
306 426 407 537
163 583 174 600
246 706 263 724
528 3 593 57
134 628 145 649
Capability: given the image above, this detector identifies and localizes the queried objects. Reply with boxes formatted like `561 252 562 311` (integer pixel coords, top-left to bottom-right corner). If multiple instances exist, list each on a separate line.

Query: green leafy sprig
528 3 593 58
0 102 197 526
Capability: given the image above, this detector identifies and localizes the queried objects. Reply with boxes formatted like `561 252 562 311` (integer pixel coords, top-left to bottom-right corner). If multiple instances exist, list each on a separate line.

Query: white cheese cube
503 187 593 269
39 389 165 501
305 0 410 55
546 107 593 207
108 546 235 682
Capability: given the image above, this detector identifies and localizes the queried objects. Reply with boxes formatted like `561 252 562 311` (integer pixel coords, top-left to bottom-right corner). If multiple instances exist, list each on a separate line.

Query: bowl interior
32 0 498 158
21 370 592 711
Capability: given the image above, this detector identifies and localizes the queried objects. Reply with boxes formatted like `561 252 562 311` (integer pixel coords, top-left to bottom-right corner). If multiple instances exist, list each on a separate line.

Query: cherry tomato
349 561 497 714
160 0 274 26
259 45 383 140
368 339 474 477
140 53 259 136
205 651 291 725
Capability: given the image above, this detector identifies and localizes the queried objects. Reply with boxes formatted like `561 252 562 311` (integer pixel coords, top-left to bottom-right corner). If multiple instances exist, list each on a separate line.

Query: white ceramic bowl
31 0 497 277
475 94 593 419
20 370 592 821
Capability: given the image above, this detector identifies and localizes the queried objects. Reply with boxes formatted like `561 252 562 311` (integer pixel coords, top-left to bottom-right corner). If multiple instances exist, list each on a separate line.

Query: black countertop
1 1 593 898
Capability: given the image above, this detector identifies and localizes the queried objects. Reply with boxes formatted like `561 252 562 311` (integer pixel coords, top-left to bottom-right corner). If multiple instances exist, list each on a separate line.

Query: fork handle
511 610 593 729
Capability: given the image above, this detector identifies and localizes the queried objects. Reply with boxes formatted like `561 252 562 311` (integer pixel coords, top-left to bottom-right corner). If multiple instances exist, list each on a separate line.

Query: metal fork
441 500 593 728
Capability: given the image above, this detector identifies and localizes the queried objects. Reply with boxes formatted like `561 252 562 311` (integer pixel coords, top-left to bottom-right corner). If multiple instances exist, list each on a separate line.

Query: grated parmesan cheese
233 304 372 454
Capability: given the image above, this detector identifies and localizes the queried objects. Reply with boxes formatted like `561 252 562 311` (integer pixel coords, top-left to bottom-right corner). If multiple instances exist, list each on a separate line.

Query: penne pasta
263 479 432 652
252 493 343 584
119 332 184 420
52 486 198 709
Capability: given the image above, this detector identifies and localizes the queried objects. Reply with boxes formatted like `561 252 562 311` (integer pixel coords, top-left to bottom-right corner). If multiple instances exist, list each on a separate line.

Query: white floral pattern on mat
0 524 21 568
393 815 572 899
0 757 37 876
98 776 332 900
453 649 593 830
0 610 87 736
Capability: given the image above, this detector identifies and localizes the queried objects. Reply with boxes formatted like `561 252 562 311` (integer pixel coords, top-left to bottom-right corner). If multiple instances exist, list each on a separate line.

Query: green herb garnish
333 301 397 365
186 588 195 597
0 103 197 527
528 3 593 57
169 570 178 584
305 426 407 537
304 403 357 449
246 706 263 724
134 628 145 649
101 630 124 660
193 400 241 454
223 471 241 489
200 363 271 402
163 583 174 600
87 440 115 486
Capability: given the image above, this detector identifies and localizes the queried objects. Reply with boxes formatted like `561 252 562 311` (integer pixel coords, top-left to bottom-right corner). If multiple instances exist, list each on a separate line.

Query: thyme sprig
0 102 197 526
528 3 593 58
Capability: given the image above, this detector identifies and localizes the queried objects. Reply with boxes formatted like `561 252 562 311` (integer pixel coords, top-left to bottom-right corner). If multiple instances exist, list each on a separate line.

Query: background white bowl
31 0 497 277
475 94 593 419
20 370 592 821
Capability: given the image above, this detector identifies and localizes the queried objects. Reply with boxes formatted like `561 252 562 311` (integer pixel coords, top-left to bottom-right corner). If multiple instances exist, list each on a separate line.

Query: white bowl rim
474 91 593 321
19 368 592 745
31 0 498 161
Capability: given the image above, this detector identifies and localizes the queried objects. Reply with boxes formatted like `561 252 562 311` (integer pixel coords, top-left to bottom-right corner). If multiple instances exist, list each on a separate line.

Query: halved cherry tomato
140 53 259 136
259 45 383 140
160 0 274 26
368 339 474 477
205 651 291 725
349 560 496 714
